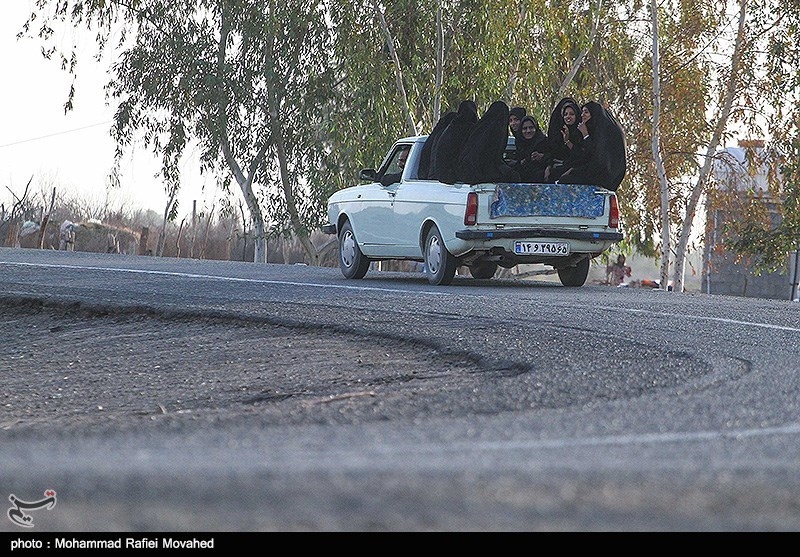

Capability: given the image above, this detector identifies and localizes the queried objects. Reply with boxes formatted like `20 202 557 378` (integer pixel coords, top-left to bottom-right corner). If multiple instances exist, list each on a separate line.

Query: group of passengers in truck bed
415 97 626 192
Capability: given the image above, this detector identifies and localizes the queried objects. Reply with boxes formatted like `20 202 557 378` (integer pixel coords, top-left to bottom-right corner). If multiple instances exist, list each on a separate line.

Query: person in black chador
557 100 627 191
513 115 551 183
432 100 478 184
456 100 520 184
544 97 585 182
418 110 457 180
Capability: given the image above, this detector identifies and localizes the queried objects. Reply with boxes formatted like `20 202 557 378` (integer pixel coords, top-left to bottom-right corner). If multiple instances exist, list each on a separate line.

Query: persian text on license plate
514 241 570 256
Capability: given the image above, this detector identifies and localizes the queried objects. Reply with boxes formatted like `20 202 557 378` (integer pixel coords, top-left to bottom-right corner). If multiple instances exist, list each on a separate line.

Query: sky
0 2 213 219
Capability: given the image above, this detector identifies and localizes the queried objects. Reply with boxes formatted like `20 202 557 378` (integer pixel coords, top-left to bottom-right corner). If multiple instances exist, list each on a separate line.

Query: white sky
0 2 214 219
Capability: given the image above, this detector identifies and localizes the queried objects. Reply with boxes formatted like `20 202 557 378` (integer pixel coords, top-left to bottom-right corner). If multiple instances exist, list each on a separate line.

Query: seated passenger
418 110 457 180
544 97 585 182
456 100 520 184
557 101 627 191
432 100 478 184
513 115 551 183
509 106 527 140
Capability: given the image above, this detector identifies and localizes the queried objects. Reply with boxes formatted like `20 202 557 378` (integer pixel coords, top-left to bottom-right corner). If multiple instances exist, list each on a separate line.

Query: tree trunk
375 2 417 136
216 12 267 263
433 5 444 123
259 24 320 266
38 187 56 249
557 0 602 102
200 204 214 260
218 134 268 263
651 0 671 290
671 0 747 293
504 4 527 103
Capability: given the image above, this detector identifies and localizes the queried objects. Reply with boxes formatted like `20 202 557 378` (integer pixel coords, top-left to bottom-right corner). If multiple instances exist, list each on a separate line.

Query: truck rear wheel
557 257 590 287
469 261 498 280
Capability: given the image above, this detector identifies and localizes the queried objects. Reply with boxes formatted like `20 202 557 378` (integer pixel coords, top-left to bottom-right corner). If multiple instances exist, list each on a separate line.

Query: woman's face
562 106 577 125
581 106 592 123
521 120 536 139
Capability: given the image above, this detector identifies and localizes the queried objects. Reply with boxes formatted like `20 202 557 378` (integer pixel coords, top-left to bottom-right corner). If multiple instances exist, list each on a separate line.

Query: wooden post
190 200 197 258
176 217 186 258
5 222 17 248
38 187 57 249
138 226 150 255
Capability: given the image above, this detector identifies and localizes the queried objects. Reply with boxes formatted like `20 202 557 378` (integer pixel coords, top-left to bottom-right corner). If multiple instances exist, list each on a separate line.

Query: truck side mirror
359 169 377 181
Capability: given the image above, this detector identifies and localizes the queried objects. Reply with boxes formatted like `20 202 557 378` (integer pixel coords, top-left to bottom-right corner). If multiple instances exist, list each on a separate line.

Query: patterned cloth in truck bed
490 183 604 219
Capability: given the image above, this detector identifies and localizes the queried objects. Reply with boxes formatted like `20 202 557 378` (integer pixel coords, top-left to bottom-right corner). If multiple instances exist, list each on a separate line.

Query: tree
715 0 800 274
650 0 671 289
670 0 748 293
325 1 638 173
26 1 337 264
624 0 752 291
645 0 799 293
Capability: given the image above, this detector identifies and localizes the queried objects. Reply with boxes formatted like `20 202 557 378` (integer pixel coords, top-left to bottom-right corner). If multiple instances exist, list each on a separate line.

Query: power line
0 121 113 149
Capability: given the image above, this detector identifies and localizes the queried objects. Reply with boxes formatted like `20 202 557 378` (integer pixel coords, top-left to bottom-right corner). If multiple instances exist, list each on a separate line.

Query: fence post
138 226 150 255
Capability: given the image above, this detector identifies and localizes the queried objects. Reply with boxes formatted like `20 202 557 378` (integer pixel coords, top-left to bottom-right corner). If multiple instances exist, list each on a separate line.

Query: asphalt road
2 247 800 532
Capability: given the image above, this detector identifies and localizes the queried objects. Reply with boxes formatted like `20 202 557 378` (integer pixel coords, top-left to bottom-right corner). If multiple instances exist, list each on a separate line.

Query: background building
702 140 800 301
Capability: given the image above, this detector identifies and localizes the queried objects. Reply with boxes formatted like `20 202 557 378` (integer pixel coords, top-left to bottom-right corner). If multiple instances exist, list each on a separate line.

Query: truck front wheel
424 226 457 286
338 220 370 279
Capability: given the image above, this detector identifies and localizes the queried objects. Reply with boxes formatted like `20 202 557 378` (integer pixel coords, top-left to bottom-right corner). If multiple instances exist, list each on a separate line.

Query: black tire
424 225 457 286
557 257 590 287
338 220 370 279
469 261 498 280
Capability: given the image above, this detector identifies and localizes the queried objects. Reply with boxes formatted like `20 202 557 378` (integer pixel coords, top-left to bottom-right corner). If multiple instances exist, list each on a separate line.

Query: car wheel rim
428 235 442 274
341 231 356 268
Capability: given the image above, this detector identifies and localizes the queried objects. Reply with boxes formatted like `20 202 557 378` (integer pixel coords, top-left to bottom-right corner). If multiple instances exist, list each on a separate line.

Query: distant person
640 278 660 289
59 220 76 251
607 254 632 286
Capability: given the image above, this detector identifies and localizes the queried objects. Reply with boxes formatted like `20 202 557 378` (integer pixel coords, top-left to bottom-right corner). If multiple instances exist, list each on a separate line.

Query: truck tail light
608 195 619 229
464 192 478 225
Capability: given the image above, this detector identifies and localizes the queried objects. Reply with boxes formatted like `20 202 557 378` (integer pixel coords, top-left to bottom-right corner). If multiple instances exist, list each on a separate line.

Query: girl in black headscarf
513 115 551 183
557 101 627 191
456 100 520 184
545 97 585 182
432 100 478 184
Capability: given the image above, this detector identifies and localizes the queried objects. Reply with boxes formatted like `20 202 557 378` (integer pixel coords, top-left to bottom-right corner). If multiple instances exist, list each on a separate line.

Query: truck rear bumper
456 228 624 242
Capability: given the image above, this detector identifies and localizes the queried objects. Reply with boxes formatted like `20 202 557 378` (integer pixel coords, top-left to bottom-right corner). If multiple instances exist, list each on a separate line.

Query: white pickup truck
323 135 623 286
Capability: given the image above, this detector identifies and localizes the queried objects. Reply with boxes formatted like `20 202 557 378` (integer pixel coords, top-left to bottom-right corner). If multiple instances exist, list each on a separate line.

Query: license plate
514 241 570 255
